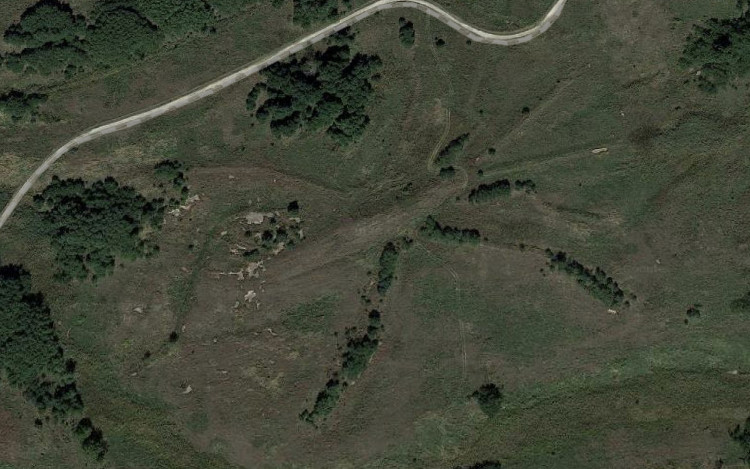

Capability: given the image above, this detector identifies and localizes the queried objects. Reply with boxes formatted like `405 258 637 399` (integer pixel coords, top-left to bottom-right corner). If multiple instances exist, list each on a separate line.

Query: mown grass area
4 0 750 467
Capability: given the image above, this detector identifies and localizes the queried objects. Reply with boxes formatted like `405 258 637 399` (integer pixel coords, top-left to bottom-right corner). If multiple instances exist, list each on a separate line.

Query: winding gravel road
0 0 567 231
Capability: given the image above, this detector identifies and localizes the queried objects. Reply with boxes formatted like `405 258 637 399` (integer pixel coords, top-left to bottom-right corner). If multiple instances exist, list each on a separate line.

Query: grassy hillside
2 0 750 467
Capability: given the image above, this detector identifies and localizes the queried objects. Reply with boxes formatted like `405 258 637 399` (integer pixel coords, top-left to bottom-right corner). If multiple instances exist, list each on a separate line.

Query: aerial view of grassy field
3 0 750 467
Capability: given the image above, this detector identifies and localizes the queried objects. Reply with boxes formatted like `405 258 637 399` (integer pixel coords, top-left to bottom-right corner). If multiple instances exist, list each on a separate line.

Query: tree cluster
730 416 750 463
469 179 511 203
249 34 382 144
420 215 480 244
0 263 106 459
545 249 632 307
292 0 339 26
453 462 503 469
154 159 189 201
435 133 469 167
470 382 503 416
398 17 415 47
0 89 47 121
680 7 750 91
377 242 399 295
730 291 750 314
34 176 166 281
2 0 218 75
468 178 537 203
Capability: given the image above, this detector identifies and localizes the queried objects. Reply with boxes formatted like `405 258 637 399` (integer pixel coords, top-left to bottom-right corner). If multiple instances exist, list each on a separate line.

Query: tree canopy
34 176 166 281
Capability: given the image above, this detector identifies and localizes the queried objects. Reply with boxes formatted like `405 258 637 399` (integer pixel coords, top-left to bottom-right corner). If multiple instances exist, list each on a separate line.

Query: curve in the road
0 0 568 231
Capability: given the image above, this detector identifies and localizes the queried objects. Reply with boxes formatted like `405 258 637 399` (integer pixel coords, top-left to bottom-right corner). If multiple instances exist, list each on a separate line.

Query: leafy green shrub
514 179 536 193
154 159 188 199
299 379 343 423
469 179 510 203
471 383 503 416
0 264 106 459
292 0 338 26
420 215 480 244
454 461 502 469
34 176 166 281
730 416 750 463
255 38 381 144
546 249 630 307
731 291 750 313
439 166 456 179
398 17 415 47
74 418 108 460
3 0 84 49
2 0 218 75
136 0 215 38
0 90 46 121
435 133 469 166
341 334 379 381
377 242 399 295
680 8 750 91
245 82 266 112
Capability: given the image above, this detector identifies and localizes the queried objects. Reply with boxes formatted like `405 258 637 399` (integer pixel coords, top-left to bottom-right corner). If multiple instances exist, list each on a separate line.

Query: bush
398 17 415 47
454 461 502 469
420 216 480 244
435 133 469 166
292 0 338 26
0 90 47 121
731 291 750 313
469 179 510 203
299 379 343 424
471 383 503 416
86 5 162 67
34 176 166 281
730 416 750 463
439 166 456 179
680 8 750 91
546 249 629 307
376 242 399 295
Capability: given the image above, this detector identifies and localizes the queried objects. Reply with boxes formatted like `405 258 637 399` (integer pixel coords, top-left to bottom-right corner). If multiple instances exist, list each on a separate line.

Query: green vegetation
435 133 469 166
282 294 339 333
439 166 456 179
292 0 338 26
470 383 503 417
469 179 510 203
154 159 189 200
730 416 750 463
2 0 218 75
254 34 382 144
301 309 383 424
0 264 106 459
299 379 343 423
3 0 84 49
454 462 502 469
730 290 750 314
245 82 266 112
0 89 47 121
420 216 480 244
34 176 166 281
680 7 750 91
514 179 536 193
398 17 415 47
377 242 399 295
546 249 630 307
244 208 304 252
468 178 536 203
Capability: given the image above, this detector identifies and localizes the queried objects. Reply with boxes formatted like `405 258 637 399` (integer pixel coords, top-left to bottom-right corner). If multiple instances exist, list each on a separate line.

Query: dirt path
0 0 568 231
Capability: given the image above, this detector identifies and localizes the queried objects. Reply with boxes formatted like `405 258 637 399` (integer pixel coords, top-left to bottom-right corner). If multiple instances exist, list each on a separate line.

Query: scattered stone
591 148 608 155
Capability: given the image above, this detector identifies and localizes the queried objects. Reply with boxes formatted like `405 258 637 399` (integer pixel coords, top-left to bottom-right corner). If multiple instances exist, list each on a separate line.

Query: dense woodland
34 176 166 281
1 0 218 75
249 29 382 144
0 264 106 459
